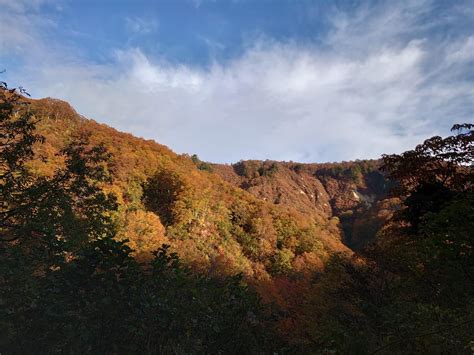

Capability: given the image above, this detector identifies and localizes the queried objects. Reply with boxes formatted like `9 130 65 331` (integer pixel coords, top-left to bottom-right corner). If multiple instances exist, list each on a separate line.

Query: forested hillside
27 96 356 278
1 84 472 353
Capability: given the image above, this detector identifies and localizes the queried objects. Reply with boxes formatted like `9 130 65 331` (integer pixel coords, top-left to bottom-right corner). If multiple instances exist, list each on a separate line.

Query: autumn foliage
1 82 472 353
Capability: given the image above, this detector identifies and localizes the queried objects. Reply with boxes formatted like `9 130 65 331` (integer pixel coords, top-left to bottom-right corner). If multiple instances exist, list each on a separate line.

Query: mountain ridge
25 96 397 284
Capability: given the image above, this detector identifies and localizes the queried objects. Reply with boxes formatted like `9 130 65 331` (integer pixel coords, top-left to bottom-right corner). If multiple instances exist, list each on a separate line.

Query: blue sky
1 0 473 163
12 0 332 66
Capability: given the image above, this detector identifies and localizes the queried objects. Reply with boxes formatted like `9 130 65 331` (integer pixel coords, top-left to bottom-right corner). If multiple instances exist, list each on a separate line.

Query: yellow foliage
117 210 168 260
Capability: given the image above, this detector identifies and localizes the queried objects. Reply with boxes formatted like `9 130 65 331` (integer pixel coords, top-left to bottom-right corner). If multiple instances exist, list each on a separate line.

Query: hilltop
27 97 397 274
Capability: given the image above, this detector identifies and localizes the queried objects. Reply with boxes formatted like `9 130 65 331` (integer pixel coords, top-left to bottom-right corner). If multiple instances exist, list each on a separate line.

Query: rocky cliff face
212 160 398 249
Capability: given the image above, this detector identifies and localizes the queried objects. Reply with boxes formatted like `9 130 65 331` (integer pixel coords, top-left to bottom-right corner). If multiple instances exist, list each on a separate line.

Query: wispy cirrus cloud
1 0 473 163
125 17 158 35
0 0 51 55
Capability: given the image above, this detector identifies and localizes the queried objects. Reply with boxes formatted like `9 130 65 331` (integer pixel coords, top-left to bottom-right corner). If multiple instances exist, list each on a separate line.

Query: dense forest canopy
1 82 473 353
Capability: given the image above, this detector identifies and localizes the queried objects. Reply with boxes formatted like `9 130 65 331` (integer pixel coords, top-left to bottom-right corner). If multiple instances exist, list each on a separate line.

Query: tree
0 82 43 241
1 83 120 350
381 123 473 231
143 169 187 226
381 123 473 195
1 82 117 246
363 123 474 352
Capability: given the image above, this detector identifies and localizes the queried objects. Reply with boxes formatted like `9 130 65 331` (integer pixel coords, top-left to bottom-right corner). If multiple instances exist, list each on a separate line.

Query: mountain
212 159 399 249
28 97 397 277
3 91 473 353
25 98 402 280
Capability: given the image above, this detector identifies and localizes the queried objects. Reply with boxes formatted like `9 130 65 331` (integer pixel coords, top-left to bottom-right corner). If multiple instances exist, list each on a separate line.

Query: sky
1 0 473 163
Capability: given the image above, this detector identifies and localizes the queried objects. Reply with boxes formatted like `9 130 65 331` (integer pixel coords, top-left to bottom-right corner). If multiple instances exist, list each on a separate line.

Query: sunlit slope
213 160 397 249
28 97 359 282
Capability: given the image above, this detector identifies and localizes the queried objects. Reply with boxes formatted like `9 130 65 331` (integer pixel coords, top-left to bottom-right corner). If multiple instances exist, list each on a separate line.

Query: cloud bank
1 0 473 163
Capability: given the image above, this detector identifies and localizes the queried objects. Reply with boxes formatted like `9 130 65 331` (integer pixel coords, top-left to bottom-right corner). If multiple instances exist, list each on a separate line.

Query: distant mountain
212 159 399 250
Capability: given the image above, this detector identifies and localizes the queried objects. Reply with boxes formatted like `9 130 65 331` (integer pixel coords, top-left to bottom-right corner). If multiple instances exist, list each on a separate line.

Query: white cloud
2 0 474 163
0 0 44 54
0 0 62 69
190 0 218 9
447 36 474 64
0 0 49 12
125 17 158 35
